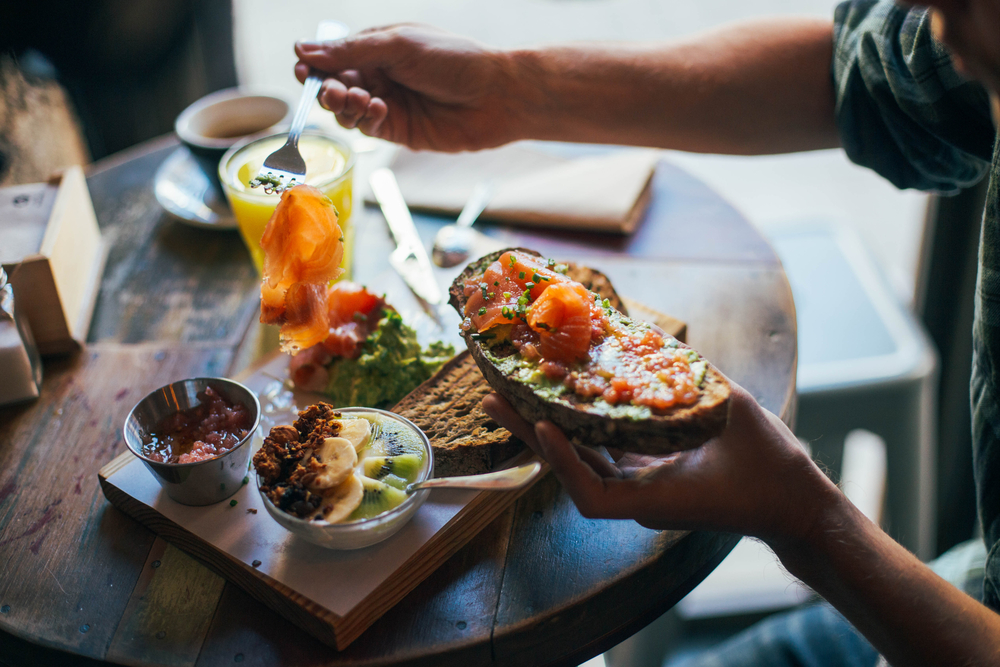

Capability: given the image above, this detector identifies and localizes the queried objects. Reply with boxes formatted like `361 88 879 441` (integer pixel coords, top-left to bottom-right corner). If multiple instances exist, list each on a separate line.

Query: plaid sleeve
833 0 994 192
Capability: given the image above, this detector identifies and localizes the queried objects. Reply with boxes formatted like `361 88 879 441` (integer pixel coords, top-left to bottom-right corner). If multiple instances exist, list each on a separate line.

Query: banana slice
319 472 364 523
309 436 357 490
337 418 371 452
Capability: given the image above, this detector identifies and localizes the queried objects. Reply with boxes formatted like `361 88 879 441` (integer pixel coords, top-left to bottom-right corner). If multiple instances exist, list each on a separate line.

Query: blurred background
1 1 986 666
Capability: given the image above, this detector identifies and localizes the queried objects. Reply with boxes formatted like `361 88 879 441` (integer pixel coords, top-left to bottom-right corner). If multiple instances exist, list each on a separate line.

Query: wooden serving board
97 301 684 652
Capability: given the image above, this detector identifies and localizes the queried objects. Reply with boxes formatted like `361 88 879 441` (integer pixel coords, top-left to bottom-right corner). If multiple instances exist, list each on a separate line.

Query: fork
251 20 350 194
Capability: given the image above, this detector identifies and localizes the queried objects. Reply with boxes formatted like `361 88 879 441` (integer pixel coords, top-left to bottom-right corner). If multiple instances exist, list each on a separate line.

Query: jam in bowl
124 378 261 506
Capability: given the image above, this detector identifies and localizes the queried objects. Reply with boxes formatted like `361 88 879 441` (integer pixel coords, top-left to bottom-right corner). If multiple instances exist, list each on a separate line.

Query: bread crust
449 248 731 454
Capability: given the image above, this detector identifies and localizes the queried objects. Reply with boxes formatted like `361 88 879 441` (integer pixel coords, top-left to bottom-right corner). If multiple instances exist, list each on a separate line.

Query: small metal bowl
124 378 261 506
258 407 434 550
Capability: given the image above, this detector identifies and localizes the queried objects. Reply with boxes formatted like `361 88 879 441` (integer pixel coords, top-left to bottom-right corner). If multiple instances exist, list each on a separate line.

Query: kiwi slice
367 419 425 460
362 454 423 483
380 473 410 491
349 477 409 521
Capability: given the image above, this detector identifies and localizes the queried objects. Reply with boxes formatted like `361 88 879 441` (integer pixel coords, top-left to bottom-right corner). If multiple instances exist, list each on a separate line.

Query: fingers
482 395 617 477
574 444 623 479
295 30 406 75
307 76 387 135
534 421 639 519
482 394 540 450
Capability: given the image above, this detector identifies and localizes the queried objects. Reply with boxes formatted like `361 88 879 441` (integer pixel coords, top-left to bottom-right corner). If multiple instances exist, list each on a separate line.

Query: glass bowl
123 377 262 506
257 407 434 550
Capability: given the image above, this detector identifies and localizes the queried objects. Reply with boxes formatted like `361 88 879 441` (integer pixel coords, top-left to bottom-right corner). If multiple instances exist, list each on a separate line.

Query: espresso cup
175 88 290 187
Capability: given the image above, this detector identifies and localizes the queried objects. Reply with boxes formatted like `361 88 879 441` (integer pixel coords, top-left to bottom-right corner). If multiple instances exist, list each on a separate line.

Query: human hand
294 25 527 151
482 384 840 546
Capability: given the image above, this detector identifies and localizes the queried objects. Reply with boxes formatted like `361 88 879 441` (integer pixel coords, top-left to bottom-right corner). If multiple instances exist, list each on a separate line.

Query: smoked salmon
259 185 344 354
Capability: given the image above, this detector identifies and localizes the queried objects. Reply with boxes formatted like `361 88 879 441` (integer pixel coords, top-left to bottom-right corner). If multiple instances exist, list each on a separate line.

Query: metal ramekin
123 377 262 506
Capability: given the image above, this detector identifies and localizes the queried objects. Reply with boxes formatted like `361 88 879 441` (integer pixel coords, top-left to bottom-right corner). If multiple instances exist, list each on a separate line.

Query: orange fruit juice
219 132 355 276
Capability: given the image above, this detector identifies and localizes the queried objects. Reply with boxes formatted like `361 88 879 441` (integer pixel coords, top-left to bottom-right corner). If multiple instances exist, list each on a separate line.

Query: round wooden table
0 137 796 667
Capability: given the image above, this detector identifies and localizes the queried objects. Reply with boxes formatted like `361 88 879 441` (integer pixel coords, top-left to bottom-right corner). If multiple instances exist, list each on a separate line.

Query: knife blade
369 168 443 305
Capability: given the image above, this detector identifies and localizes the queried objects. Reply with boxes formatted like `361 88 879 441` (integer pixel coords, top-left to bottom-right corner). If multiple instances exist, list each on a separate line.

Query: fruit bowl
257 407 434 550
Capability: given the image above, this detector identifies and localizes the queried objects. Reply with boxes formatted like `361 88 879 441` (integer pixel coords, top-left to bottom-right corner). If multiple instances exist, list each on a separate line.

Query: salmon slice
277 283 331 354
464 251 570 331
259 185 344 353
527 282 594 363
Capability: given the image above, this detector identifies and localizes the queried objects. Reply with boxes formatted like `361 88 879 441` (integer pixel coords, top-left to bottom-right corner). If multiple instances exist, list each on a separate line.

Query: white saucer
154 147 238 229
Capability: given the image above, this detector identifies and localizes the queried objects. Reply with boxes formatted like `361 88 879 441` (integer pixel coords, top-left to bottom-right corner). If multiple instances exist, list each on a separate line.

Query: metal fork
251 20 350 194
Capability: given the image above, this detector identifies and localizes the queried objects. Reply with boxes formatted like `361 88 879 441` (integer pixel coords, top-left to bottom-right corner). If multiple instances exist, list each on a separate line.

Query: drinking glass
219 132 356 276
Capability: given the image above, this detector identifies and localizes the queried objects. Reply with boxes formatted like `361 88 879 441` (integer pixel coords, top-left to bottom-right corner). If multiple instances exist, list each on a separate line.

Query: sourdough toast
392 259 628 475
448 248 730 454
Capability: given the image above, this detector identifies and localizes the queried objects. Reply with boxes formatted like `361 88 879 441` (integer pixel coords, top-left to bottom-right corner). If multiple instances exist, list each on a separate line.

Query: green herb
518 271 526 280
509 255 516 267
517 295 529 306
532 272 542 282
494 281 500 286
525 282 535 289
230 499 238 507
503 292 512 299
471 332 495 341
478 307 487 316
242 476 249 485
487 292 495 299
547 258 556 267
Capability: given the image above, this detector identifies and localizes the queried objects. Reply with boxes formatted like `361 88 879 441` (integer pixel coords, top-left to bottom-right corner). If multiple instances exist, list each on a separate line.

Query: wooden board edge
99 450 137 481
99 473 347 650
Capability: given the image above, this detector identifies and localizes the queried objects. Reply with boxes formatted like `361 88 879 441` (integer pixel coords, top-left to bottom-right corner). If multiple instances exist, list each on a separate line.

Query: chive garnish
478 307 487 316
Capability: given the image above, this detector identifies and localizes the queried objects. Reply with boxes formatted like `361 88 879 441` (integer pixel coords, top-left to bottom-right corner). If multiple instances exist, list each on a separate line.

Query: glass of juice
219 132 356 276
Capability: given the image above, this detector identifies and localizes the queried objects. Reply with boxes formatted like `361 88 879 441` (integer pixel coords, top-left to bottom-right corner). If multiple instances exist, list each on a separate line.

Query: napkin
367 143 661 235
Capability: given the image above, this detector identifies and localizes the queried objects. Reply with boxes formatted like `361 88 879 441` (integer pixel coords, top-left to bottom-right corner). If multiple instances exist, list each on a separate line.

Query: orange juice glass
219 132 356 276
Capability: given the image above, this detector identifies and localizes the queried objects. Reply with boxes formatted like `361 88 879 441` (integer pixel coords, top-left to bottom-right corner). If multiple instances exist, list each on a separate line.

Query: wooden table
0 136 796 667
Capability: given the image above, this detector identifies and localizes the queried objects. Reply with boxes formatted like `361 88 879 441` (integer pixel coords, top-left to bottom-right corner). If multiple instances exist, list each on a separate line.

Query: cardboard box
0 166 105 355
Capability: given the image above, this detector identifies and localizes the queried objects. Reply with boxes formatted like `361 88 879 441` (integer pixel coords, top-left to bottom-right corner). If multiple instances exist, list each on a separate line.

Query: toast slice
448 248 730 454
392 259 628 476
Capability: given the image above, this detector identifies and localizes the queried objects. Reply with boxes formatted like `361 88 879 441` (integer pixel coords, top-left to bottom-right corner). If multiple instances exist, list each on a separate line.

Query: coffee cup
175 88 290 187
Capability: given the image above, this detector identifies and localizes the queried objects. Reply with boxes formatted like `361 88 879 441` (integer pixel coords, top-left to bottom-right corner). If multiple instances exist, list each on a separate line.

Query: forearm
506 18 839 154
772 493 1000 667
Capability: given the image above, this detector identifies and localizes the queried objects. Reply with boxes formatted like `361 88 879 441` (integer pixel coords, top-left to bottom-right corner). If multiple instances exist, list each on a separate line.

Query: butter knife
369 168 443 305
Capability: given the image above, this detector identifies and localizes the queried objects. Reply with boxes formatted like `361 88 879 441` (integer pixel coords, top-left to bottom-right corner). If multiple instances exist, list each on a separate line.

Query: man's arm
483 389 1000 667
293 19 839 154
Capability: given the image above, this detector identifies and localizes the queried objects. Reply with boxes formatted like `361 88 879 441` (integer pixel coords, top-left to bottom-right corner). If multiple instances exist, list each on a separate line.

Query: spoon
405 460 542 494
251 21 350 193
431 181 495 267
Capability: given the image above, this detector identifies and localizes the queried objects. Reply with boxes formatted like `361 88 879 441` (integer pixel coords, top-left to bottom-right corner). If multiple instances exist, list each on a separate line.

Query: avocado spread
323 310 454 408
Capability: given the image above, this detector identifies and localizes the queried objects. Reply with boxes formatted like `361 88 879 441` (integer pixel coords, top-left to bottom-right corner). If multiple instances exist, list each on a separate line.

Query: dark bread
448 248 731 455
392 352 524 477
